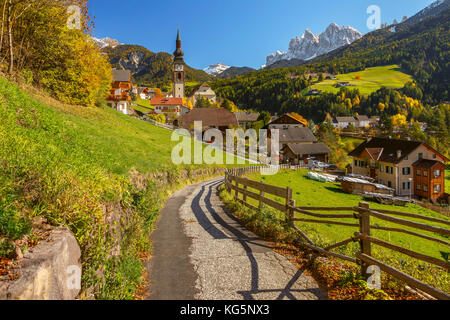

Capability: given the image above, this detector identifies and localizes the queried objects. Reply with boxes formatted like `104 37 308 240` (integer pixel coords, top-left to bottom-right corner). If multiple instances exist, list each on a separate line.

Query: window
434 170 441 178
379 165 385 173
418 153 423 160
402 167 411 175
423 185 428 192
354 160 358 167
386 166 394 174
379 179 384 185
433 154 437 159
416 169 421 176
388 181 392 188
417 184 421 190
434 184 441 194
403 182 411 190
423 170 428 177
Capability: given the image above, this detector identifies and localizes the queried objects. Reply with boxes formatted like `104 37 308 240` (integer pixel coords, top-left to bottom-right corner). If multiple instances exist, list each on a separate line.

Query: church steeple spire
174 27 184 63
173 27 185 99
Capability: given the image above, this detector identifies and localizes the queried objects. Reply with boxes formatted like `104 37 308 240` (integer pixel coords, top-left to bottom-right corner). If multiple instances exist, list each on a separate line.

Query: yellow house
349 137 448 199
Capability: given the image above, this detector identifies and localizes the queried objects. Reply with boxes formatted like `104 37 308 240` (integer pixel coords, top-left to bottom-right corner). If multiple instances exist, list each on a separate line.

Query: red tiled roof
151 97 183 106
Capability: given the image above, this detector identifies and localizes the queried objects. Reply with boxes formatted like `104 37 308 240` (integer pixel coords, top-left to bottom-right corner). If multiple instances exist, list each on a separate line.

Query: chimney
397 150 402 159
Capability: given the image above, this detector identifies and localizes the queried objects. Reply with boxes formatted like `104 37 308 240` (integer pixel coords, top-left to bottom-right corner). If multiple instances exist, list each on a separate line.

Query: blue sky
90 0 436 70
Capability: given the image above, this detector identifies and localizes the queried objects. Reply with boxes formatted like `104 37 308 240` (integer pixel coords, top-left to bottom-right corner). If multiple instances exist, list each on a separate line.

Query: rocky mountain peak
265 23 362 67
203 62 231 76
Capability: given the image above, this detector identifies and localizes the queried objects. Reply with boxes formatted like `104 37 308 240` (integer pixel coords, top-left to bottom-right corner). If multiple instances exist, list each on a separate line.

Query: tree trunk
0 1 7 53
7 0 13 74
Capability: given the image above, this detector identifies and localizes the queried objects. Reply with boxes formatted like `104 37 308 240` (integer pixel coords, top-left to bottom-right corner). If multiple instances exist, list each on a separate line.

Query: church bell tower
173 28 185 99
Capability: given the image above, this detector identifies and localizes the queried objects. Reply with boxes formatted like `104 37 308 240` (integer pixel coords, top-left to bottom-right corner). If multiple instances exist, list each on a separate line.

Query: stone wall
0 227 81 300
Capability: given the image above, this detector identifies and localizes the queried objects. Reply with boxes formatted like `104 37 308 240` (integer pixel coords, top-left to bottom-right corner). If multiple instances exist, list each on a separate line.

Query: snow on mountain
403 0 449 26
203 63 231 76
265 23 362 67
92 37 120 49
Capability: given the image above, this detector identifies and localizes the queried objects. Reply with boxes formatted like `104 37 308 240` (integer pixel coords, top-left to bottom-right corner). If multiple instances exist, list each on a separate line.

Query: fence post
226 174 231 193
259 188 265 210
358 201 372 279
243 183 248 203
286 187 293 222
234 179 239 200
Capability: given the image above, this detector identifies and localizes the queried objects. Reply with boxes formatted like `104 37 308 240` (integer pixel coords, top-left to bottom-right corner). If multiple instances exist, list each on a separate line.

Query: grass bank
0 77 240 299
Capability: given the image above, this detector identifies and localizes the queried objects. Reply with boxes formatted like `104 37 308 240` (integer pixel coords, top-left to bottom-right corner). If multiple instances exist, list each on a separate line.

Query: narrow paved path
147 178 327 300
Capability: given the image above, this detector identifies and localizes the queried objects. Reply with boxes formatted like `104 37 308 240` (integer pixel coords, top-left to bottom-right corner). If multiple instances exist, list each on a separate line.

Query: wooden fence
224 171 450 300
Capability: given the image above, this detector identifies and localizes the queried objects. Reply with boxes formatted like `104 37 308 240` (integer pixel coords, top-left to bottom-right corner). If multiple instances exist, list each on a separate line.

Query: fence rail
224 170 450 300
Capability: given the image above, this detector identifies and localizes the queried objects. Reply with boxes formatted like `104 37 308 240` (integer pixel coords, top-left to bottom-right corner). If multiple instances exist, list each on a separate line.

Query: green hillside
104 44 213 87
310 65 413 95
0 78 241 299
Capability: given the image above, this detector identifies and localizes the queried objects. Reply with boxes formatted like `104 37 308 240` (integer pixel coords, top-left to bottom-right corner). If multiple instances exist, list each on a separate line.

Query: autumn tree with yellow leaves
0 0 112 106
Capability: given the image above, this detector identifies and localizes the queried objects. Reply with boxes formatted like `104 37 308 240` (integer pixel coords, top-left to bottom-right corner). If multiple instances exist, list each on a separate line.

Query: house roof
112 69 131 82
284 143 331 155
348 137 424 164
335 116 357 123
178 108 238 129
188 82 213 97
151 97 183 106
234 112 260 122
270 113 308 127
364 148 384 161
412 159 442 169
278 127 317 144
355 115 370 121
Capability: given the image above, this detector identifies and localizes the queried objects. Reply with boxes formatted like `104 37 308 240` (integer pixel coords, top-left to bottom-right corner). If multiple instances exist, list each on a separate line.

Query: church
173 29 186 99
171 29 217 105
152 29 219 123
151 29 191 123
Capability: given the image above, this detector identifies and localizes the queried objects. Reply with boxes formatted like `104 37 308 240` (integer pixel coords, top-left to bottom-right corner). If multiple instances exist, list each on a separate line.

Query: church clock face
175 64 183 71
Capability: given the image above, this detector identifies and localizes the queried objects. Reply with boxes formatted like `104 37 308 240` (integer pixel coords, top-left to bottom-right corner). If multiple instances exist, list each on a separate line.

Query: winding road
147 178 327 300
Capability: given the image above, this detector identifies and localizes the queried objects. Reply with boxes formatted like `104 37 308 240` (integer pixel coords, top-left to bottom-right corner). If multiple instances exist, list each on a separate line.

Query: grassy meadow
226 169 449 292
243 170 449 260
310 65 414 95
133 98 154 114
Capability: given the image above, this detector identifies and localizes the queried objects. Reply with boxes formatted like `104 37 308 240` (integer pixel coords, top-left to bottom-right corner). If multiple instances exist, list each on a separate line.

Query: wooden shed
341 177 394 195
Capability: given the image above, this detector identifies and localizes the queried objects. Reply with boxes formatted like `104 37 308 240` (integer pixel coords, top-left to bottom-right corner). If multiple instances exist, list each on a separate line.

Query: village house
355 115 370 128
332 116 358 129
369 116 380 127
331 115 372 129
178 108 238 132
269 113 308 129
336 82 354 88
348 137 448 201
282 143 331 164
139 87 156 100
275 126 331 164
106 69 132 115
234 112 260 128
151 97 190 123
188 82 217 106
307 89 322 96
